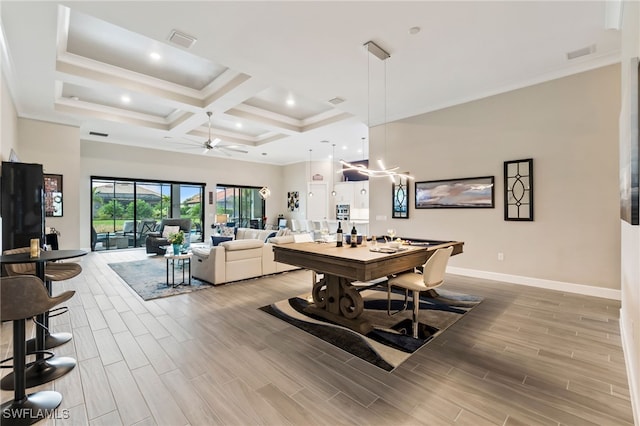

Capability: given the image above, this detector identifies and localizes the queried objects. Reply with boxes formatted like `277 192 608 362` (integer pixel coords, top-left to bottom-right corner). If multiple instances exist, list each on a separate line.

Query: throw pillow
162 225 181 238
219 225 235 237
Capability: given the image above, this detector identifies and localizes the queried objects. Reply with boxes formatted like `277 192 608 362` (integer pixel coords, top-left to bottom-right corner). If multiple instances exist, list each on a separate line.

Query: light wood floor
1 249 634 425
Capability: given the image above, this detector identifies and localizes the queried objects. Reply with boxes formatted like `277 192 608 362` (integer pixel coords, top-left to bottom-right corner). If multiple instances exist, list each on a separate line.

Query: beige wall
369 65 621 291
80 141 286 248
1 74 18 162
619 0 640 421
15 118 81 249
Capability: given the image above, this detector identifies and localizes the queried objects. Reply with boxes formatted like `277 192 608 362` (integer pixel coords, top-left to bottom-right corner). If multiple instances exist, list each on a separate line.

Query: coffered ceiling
0 1 621 165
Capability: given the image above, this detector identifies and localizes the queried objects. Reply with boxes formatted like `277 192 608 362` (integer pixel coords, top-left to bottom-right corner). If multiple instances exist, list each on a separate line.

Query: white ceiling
0 1 621 165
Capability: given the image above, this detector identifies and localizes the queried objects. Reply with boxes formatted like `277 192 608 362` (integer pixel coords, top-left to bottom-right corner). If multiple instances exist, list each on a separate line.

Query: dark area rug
108 257 213 301
260 287 482 371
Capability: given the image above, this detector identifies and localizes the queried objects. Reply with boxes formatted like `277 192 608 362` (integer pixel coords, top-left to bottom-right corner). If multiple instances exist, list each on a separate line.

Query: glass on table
386 229 396 242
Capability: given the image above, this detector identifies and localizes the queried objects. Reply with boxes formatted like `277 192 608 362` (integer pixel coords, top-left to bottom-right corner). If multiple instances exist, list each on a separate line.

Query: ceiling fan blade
209 137 221 148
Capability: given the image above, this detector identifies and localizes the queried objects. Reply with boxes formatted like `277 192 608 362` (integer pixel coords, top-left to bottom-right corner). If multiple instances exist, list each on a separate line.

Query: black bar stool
1 247 81 391
2 247 82 351
0 275 75 425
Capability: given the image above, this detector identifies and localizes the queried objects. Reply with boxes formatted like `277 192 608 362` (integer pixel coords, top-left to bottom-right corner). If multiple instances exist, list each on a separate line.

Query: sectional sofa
191 228 308 285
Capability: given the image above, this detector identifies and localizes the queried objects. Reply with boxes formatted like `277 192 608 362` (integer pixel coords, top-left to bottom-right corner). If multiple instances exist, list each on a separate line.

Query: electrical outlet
497 252 504 261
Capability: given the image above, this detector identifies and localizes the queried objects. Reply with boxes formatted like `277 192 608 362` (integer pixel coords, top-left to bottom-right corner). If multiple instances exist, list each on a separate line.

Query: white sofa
192 228 305 285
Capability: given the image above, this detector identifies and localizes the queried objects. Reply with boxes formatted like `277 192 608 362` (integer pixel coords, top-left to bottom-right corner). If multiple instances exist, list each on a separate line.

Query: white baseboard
620 307 640 426
446 267 621 300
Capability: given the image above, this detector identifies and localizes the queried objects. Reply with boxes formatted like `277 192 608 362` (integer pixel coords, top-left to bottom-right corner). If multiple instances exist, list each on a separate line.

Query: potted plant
167 230 185 254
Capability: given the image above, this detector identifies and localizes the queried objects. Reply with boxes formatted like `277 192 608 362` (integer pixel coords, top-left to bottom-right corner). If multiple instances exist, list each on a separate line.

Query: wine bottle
350 224 358 247
336 222 343 247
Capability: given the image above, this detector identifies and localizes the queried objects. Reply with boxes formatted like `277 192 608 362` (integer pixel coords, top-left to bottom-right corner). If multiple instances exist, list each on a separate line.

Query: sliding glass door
216 185 265 229
91 177 204 251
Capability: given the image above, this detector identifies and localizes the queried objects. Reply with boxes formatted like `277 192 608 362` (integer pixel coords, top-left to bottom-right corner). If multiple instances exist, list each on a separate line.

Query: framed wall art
44 173 63 217
392 177 409 218
415 176 494 209
621 57 639 225
287 191 299 211
504 158 533 221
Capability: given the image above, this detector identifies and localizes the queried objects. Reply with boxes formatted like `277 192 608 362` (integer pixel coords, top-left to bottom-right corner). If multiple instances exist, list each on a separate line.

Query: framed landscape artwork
44 173 63 217
415 176 495 209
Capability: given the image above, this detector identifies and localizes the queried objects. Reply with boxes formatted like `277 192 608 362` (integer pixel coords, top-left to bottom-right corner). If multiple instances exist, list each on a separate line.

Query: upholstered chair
145 218 192 254
386 246 453 339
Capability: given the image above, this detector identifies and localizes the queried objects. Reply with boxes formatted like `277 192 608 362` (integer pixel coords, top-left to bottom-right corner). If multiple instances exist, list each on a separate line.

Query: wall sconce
259 187 271 199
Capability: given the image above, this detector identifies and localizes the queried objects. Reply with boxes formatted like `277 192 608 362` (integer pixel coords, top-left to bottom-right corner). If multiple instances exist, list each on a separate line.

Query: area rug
108 257 213 301
260 286 482 371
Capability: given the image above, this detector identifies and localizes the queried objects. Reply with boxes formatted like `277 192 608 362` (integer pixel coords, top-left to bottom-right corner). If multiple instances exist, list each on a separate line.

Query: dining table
0 249 86 389
272 239 463 334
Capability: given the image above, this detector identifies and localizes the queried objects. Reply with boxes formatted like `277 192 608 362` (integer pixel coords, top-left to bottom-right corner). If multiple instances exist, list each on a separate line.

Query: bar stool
0 275 75 425
2 247 82 350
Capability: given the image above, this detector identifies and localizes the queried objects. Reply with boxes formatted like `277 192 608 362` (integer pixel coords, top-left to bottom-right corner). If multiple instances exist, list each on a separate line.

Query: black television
1 161 45 250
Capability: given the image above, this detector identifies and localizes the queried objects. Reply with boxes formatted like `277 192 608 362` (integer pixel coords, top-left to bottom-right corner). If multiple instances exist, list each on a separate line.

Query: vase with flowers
167 230 185 255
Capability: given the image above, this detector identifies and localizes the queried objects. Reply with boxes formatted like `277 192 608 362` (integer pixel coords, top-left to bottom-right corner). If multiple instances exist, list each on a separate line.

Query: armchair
145 218 192 255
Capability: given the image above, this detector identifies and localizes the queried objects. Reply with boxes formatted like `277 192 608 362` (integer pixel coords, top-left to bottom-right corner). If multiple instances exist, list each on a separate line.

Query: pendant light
331 144 337 197
308 149 313 197
360 137 367 195
339 40 413 182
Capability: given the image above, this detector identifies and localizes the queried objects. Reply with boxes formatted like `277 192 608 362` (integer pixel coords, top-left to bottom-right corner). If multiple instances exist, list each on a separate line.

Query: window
216 185 265 229
91 177 204 251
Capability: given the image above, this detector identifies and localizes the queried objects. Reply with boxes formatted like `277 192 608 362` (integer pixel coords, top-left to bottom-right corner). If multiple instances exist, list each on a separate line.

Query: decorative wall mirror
504 158 533 221
392 177 409 219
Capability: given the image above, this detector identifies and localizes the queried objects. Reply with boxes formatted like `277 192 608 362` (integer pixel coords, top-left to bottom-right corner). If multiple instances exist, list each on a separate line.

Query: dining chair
386 246 453 338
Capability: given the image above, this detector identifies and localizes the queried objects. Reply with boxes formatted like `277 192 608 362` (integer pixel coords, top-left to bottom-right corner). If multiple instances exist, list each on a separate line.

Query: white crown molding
446 266 621 300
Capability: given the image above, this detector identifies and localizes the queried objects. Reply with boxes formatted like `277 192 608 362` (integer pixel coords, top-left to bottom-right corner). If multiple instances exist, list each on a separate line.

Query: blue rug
260 287 482 371
108 257 213 301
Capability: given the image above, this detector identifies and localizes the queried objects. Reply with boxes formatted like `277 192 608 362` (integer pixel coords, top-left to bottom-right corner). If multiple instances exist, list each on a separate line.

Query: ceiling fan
178 111 249 156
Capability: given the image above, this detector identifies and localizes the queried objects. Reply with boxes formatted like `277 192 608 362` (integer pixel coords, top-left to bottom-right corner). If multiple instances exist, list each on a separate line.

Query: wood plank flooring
1 249 633 425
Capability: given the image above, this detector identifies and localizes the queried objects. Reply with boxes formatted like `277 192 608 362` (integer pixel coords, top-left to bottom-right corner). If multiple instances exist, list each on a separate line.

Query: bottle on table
350 224 358 247
336 222 343 247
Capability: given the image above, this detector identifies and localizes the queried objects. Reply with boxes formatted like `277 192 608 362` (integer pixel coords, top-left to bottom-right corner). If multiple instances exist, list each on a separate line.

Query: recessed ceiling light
149 52 161 61
409 26 421 35
70 96 79 101
262 152 267 156
121 95 131 104
235 122 242 128
342 145 348 150
286 98 295 106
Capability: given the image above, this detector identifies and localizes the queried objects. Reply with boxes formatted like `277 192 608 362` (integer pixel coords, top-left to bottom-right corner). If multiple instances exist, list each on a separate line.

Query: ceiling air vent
168 30 197 49
89 131 109 138
328 97 345 105
566 45 596 60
